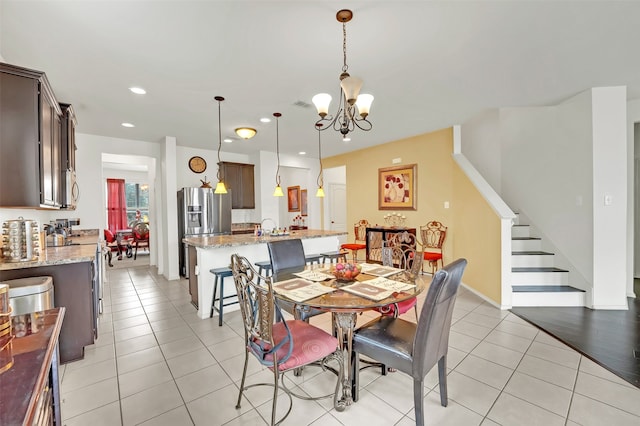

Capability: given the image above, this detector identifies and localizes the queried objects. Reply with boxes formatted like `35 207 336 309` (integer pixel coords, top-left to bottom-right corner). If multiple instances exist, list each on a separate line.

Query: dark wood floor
511 297 640 389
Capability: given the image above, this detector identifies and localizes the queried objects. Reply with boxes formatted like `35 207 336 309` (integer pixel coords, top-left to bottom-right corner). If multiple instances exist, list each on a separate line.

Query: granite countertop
183 229 347 249
0 232 100 271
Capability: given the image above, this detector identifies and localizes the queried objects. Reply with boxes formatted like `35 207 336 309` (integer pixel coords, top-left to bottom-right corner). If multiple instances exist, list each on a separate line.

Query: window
125 183 149 225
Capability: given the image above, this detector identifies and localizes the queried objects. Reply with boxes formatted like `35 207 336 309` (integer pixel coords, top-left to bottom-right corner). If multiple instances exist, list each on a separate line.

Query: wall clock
188 156 207 173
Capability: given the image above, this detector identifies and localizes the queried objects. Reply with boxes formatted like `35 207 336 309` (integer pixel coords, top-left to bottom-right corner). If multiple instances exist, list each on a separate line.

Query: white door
329 183 346 232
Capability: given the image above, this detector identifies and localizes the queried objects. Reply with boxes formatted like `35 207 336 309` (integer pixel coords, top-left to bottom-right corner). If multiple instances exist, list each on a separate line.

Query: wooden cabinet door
240 164 255 209
40 87 61 207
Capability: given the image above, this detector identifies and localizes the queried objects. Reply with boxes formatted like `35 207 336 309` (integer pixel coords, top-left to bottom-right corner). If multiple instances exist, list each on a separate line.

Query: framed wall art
287 186 300 212
378 164 417 210
300 189 308 216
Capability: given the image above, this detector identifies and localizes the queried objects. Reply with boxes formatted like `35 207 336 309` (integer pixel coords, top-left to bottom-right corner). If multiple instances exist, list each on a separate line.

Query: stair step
512 285 586 307
512 267 569 285
512 285 585 293
511 251 555 268
511 224 530 238
512 237 542 251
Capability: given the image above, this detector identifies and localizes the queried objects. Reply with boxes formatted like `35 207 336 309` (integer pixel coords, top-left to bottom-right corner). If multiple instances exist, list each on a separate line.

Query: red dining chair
132 222 150 260
340 219 369 262
230 254 345 425
419 221 447 274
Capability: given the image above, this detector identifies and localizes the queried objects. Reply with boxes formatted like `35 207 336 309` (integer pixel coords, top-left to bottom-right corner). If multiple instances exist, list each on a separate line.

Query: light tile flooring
59 265 640 425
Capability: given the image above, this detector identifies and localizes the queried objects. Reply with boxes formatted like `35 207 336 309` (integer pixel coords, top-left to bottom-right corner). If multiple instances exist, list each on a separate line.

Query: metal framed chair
375 231 422 320
351 258 468 426
340 219 369 262
266 239 324 322
230 254 344 425
132 222 150 260
419 221 447 274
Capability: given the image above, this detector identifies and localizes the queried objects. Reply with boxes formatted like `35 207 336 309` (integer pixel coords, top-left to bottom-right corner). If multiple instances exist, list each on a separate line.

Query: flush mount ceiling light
235 127 257 140
316 123 325 198
214 96 228 194
273 113 284 197
312 9 373 138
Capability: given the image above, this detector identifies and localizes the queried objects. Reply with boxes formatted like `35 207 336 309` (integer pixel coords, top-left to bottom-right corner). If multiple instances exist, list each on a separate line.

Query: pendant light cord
317 124 323 188
274 112 281 187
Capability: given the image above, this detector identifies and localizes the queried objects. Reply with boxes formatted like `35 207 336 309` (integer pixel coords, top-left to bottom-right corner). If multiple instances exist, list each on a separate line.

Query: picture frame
378 164 417 210
300 189 308 216
287 186 301 212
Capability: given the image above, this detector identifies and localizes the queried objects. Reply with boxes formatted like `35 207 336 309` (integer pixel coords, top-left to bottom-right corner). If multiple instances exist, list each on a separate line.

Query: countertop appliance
178 187 231 277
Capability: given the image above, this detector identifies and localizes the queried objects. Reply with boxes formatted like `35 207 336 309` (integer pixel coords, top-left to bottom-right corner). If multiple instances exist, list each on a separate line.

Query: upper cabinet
220 162 255 209
0 62 75 209
59 103 78 209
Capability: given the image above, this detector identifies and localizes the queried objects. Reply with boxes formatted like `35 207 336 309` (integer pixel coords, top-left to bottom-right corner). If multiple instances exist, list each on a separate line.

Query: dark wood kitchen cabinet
0 62 63 208
59 103 78 209
220 161 255 209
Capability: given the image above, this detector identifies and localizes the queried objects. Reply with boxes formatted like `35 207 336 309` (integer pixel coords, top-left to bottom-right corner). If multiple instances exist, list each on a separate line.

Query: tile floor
59 265 640 425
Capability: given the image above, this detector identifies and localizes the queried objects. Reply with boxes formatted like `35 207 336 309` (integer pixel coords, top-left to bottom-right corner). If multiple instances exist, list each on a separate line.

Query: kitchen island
183 229 347 319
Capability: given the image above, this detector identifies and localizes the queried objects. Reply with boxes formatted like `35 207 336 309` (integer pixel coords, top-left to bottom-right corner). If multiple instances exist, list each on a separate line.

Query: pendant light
213 96 228 194
316 123 325 197
273 112 284 197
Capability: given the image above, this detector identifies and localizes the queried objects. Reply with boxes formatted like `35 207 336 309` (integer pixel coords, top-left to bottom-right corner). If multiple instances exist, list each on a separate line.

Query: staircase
511 214 586 307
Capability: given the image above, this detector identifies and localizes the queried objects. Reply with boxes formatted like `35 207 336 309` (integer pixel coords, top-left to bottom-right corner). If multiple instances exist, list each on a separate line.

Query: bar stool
209 267 237 326
305 254 323 265
254 260 272 284
320 250 348 264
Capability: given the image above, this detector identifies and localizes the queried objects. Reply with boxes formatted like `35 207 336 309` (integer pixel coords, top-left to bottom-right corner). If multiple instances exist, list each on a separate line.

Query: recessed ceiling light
121 122 135 128
343 137 351 142
299 151 306 155
260 117 271 123
129 87 146 95
223 138 233 143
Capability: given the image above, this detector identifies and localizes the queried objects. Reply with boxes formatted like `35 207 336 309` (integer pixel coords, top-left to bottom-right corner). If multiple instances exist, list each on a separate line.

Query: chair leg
235 351 249 409
351 350 360 402
438 356 448 407
413 378 426 426
271 367 279 426
218 278 225 326
134 242 138 260
210 277 218 318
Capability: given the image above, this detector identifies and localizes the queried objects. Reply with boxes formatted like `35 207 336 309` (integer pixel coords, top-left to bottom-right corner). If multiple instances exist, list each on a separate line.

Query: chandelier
312 9 373 138
213 96 227 194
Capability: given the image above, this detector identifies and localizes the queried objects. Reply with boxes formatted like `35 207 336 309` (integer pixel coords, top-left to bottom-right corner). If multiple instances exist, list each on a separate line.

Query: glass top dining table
273 264 429 408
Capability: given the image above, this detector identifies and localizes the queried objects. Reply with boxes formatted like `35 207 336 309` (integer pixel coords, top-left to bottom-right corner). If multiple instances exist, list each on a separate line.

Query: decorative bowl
331 262 361 282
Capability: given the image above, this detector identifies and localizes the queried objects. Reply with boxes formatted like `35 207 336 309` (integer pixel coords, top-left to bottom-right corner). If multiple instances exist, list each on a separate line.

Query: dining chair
230 254 344 425
340 219 369 262
351 258 468 426
419 220 447 274
132 222 150 260
375 231 422 320
266 239 324 321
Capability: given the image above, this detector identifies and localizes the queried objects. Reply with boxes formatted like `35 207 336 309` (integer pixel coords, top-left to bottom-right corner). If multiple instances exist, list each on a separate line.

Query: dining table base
333 311 359 407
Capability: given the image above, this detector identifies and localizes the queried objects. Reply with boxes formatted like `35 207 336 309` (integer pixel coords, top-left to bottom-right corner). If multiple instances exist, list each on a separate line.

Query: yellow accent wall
452 162 502 304
323 127 503 305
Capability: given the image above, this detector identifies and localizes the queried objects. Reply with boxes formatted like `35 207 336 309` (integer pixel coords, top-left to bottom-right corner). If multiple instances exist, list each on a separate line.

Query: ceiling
2 1 640 159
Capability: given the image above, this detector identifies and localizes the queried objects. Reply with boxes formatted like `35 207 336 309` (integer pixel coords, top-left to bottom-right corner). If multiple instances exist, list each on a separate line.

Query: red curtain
107 178 127 231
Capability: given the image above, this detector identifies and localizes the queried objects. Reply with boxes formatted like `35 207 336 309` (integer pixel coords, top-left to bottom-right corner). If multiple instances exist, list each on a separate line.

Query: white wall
460 109 502 192
627 98 640 296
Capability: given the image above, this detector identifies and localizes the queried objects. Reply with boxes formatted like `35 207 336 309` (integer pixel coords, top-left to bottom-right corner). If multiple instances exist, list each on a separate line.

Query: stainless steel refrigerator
178 187 232 277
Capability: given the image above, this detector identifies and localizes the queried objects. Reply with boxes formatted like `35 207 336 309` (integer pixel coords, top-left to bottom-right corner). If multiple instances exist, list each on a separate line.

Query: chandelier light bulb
312 93 332 117
340 75 363 105
355 94 374 118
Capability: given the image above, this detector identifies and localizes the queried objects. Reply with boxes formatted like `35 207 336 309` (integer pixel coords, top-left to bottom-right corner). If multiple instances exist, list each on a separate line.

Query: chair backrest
412 258 467 378
267 238 306 282
420 221 447 251
382 231 417 269
354 219 369 242
104 229 116 244
230 254 288 367
133 222 150 241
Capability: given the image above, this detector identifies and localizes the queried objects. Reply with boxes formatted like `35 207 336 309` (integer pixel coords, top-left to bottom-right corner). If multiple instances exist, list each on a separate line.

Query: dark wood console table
0 307 65 426
365 226 417 264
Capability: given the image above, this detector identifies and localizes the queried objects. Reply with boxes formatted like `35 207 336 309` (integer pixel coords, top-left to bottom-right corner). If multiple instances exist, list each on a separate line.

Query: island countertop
183 229 347 249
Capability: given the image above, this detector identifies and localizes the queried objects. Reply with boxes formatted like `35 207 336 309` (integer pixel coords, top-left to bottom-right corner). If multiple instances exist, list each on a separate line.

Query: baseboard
460 282 508 310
